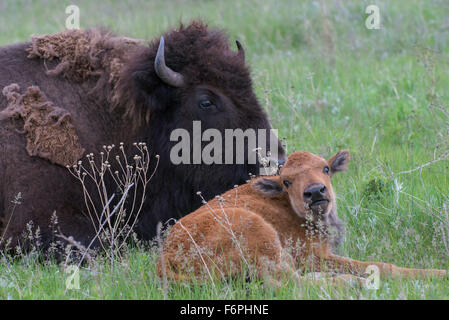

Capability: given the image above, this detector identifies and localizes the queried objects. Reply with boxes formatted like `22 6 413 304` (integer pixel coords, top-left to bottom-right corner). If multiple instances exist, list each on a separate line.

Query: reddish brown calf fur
158 150 447 282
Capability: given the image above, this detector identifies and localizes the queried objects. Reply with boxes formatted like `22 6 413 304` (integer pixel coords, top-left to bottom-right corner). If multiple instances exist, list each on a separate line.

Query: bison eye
282 180 291 188
324 166 330 175
199 100 216 110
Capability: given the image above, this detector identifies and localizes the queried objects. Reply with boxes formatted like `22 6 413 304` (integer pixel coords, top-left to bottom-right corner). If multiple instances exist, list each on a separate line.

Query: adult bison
0 21 285 252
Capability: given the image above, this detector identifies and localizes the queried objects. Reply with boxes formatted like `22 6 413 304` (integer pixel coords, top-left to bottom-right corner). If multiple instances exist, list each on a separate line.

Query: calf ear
328 150 350 174
252 177 284 198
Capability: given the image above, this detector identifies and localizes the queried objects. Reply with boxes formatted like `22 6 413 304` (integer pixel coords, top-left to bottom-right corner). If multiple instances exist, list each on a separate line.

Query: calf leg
313 247 447 279
160 207 285 281
299 272 365 287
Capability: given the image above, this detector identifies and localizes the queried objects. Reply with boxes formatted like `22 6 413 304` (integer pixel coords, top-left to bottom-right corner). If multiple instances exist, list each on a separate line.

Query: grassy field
1 0 449 299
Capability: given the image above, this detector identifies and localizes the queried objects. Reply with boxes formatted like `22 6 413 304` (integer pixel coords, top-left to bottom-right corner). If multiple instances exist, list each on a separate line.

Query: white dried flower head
260 158 269 166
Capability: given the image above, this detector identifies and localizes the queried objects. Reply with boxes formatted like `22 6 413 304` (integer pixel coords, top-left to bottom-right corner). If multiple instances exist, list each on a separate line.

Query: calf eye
199 100 216 110
324 166 330 175
283 180 291 188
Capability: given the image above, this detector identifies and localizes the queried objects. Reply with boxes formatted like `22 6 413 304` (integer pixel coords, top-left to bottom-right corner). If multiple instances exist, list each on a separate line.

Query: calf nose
303 184 327 201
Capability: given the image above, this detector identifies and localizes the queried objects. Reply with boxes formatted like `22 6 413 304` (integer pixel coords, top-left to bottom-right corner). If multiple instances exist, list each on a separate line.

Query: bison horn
155 36 185 87
236 40 245 61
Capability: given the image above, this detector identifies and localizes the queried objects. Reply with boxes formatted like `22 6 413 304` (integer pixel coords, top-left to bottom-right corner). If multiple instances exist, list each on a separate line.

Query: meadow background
0 0 449 299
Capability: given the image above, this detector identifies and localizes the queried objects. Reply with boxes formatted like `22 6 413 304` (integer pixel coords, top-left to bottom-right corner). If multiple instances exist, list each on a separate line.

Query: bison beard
0 21 285 253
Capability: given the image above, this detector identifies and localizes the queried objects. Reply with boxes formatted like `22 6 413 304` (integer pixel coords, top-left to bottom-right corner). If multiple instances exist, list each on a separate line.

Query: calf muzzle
303 183 329 214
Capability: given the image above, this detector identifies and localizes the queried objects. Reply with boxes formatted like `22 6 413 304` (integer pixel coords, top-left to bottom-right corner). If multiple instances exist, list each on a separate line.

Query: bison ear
132 71 152 91
252 177 284 198
328 150 350 174
131 70 172 112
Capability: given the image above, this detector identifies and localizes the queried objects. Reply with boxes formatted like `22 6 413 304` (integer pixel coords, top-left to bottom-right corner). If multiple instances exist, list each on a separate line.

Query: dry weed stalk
439 202 449 257
156 222 169 299
0 192 22 247
67 142 159 265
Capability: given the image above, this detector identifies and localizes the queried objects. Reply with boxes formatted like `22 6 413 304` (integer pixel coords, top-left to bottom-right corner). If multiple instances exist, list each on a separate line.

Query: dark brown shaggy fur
0 21 285 252
27 28 144 125
27 29 142 83
0 84 84 166
116 21 259 127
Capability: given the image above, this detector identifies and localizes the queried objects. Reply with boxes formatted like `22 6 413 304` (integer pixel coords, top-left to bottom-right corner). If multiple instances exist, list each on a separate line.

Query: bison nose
303 184 327 201
304 183 329 214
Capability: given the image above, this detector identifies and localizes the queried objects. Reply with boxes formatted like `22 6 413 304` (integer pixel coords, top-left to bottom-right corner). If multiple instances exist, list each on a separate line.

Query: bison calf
158 150 447 283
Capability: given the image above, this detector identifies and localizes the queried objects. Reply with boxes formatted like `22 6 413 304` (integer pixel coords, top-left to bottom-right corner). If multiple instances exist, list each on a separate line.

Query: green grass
1 0 449 299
